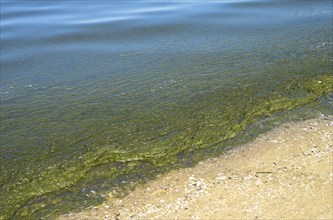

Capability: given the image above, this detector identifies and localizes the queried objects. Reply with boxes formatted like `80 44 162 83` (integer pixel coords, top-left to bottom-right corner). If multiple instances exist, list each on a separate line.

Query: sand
59 116 333 220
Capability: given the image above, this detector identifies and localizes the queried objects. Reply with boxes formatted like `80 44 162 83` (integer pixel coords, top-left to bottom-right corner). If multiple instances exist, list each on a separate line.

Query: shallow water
1 0 332 218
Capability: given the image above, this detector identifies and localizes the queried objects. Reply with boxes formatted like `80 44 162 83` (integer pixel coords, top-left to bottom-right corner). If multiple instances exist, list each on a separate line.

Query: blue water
1 0 332 218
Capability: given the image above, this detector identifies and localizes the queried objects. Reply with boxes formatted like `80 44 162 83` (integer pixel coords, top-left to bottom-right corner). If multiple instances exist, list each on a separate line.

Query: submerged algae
2 73 332 219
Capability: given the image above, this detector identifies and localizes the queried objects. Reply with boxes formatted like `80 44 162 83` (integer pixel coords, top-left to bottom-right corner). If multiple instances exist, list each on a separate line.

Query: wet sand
60 116 333 220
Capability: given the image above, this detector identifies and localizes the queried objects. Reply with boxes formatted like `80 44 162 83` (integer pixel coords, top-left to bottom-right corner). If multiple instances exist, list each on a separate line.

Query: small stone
217 176 227 180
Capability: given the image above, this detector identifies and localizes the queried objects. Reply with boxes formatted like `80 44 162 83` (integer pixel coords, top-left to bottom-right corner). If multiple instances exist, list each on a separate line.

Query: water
1 0 332 218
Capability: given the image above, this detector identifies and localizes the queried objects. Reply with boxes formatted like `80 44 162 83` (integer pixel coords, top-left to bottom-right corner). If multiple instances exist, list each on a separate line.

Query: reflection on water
0 0 332 218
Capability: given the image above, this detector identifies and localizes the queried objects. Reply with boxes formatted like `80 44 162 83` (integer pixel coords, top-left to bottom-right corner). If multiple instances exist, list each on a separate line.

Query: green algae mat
1 56 332 219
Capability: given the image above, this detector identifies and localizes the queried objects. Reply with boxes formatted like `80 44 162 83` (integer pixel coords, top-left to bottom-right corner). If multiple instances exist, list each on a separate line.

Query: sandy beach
60 116 333 220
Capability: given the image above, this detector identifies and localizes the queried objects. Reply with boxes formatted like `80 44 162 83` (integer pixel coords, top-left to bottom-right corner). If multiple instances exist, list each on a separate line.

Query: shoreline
60 116 333 219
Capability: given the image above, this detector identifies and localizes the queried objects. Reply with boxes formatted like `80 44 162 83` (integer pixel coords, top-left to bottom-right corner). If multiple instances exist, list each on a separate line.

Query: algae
1 71 332 219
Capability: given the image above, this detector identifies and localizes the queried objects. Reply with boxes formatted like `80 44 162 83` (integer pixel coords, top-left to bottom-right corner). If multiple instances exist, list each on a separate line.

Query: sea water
0 0 332 218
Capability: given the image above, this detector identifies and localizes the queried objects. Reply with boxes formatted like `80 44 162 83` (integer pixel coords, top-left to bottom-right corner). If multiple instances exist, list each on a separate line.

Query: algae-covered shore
1 0 333 219
59 116 333 220
2 74 333 219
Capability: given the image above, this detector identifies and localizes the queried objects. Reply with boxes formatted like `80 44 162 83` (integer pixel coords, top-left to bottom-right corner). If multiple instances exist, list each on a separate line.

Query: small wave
72 15 137 25
119 5 185 15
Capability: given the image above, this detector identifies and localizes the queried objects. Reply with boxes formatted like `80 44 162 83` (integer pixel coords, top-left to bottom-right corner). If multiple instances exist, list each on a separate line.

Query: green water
1 0 332 219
